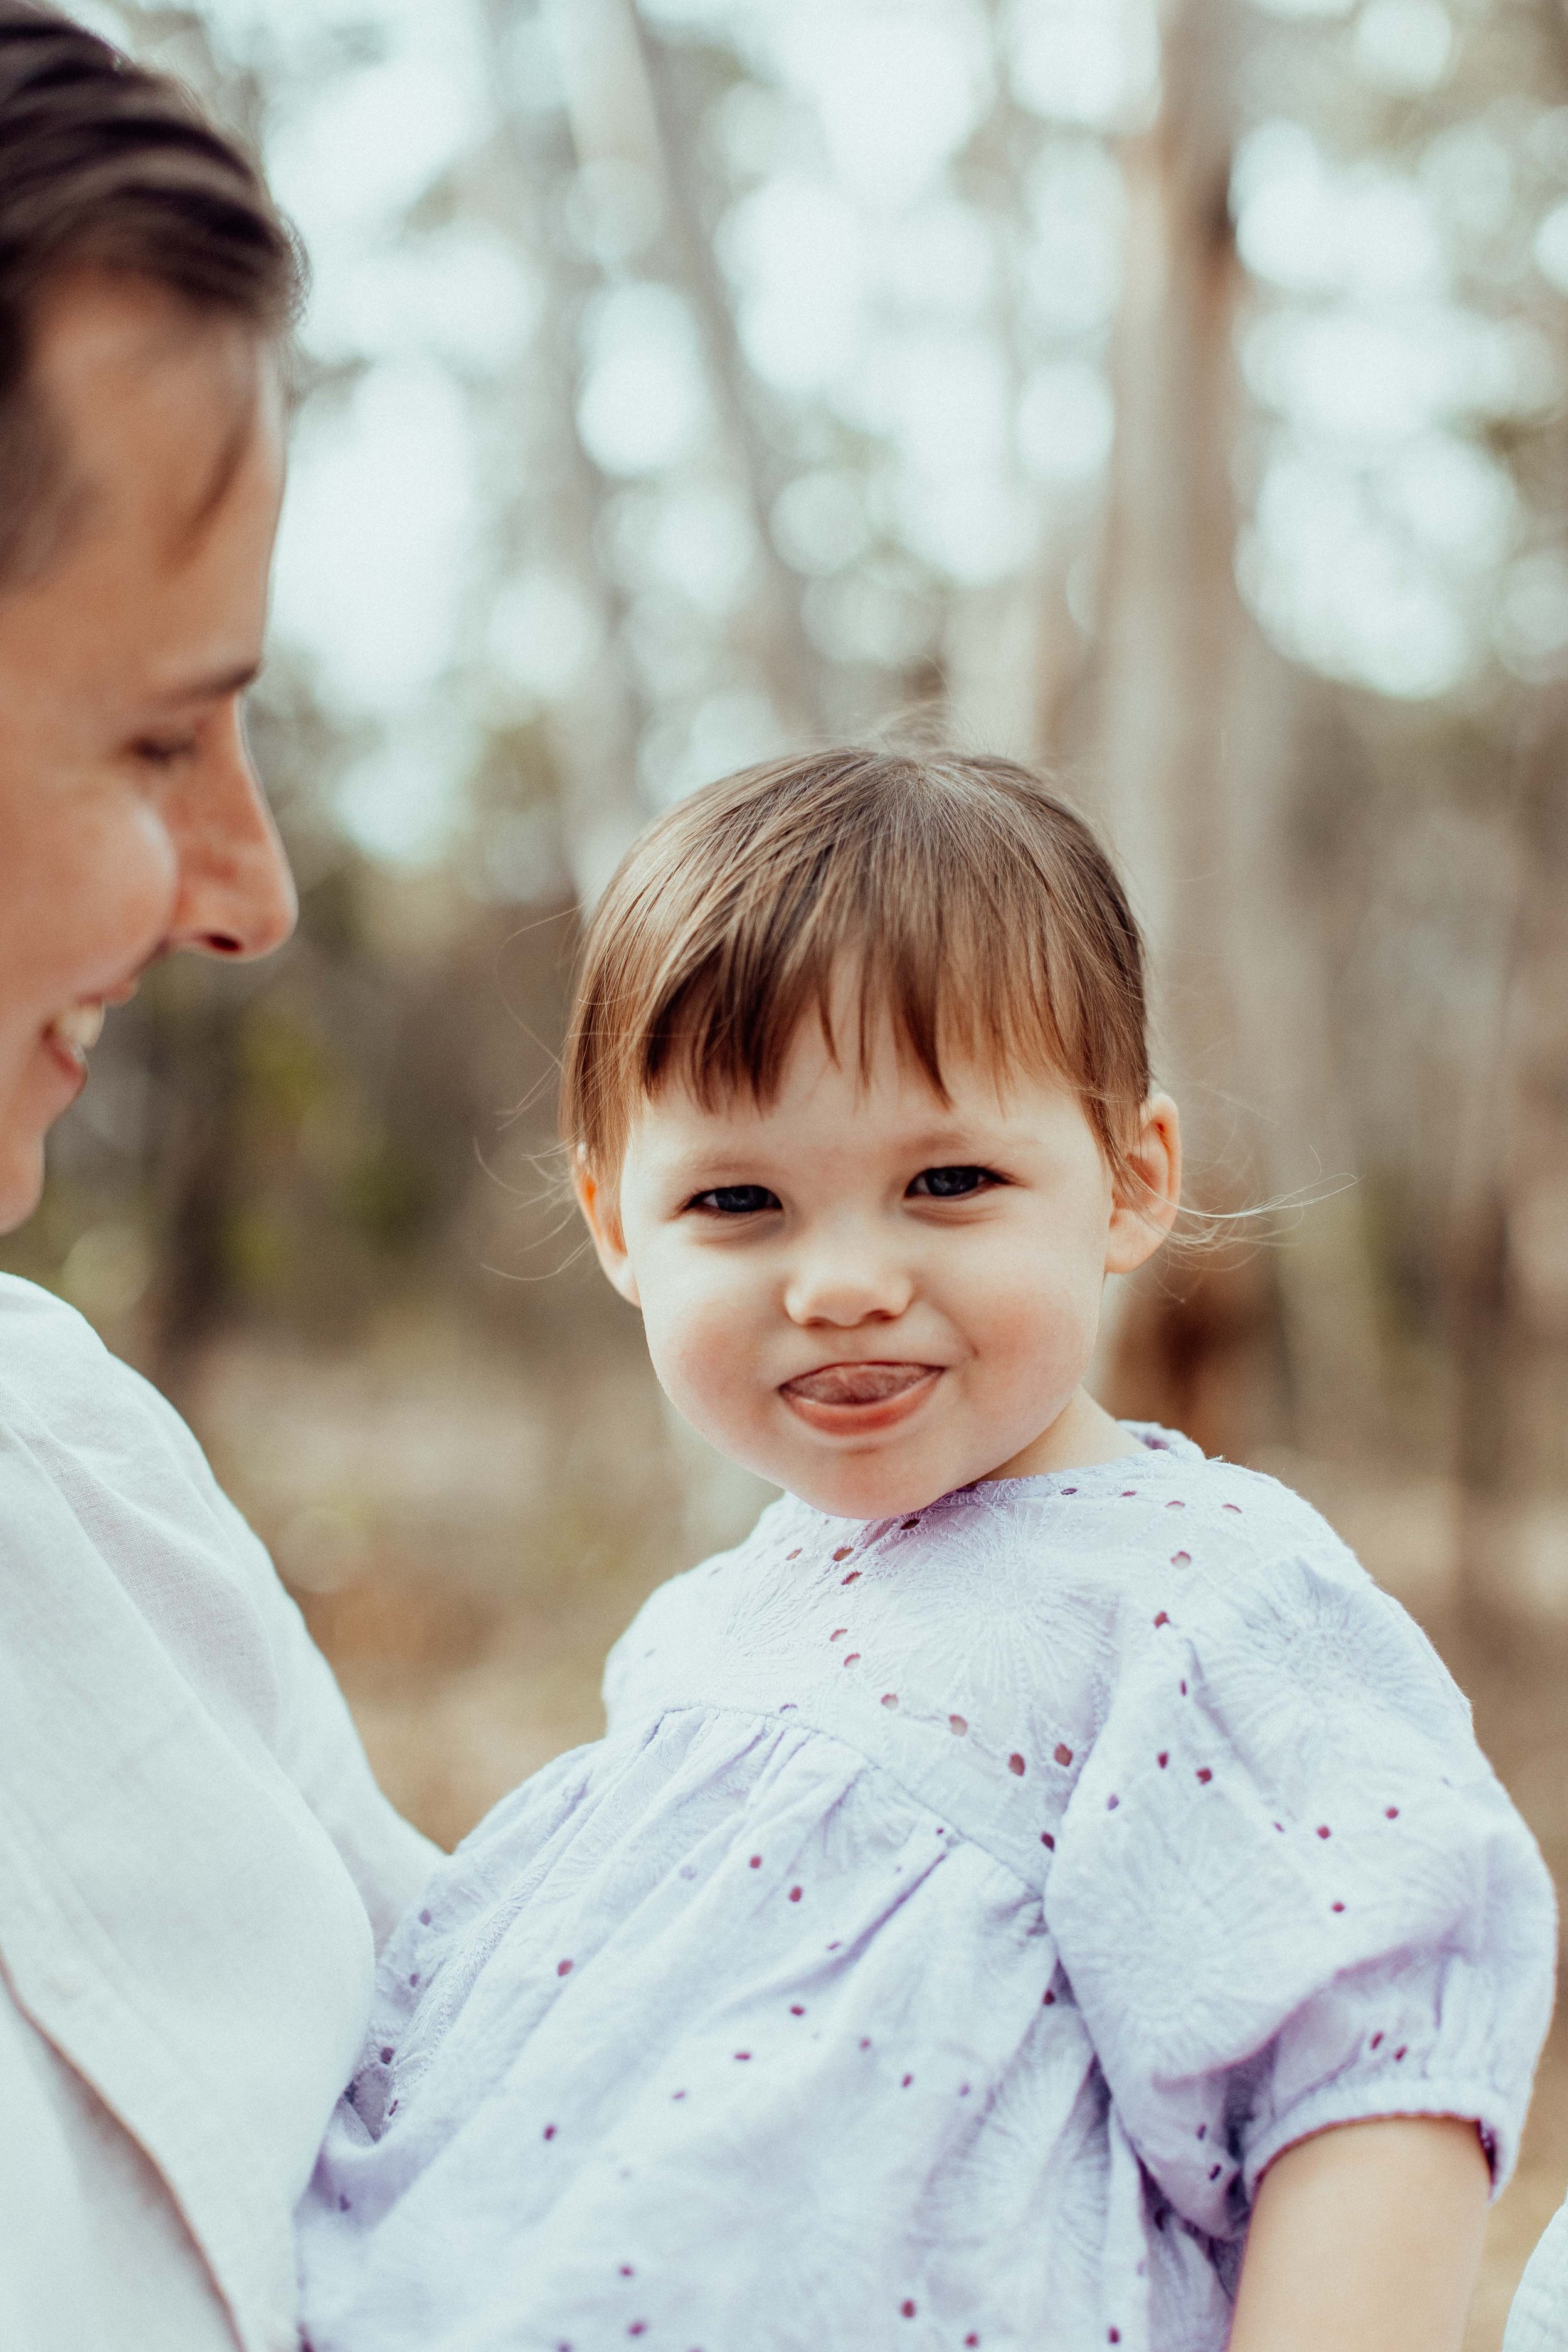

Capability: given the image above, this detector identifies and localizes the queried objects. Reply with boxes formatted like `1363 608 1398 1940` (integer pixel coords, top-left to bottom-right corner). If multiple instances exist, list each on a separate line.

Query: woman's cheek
1 787 165 1019
92 797 181 961
55 788 179 993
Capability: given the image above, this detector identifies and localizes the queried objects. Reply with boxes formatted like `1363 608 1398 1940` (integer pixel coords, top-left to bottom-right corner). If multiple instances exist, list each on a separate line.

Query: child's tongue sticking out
782 1360 936 1404
779 1359 943 1437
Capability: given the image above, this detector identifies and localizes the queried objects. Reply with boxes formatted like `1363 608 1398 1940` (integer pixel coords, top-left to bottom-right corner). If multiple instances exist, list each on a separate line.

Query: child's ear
574 1153 642 1308
1105 1091 1182 1276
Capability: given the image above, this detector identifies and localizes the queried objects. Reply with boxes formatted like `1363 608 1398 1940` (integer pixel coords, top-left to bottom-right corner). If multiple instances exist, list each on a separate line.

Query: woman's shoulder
0 1273 206 1465
1 1269 169 1408
0 1273 297 1634
0 1269 112 1372
0 1279 236 1496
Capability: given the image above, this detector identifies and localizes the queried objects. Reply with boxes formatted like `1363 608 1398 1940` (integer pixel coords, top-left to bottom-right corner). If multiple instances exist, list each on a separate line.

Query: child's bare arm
1228 2115 1490 2352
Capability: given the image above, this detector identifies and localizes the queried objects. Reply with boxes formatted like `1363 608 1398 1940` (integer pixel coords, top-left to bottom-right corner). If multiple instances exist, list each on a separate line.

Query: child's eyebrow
663 1120 1004 1169
645 1138 782 1184
894 1121 1011 1158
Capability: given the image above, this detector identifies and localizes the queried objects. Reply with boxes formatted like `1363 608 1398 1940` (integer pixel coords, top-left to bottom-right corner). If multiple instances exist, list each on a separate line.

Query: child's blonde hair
562 745 1152 1194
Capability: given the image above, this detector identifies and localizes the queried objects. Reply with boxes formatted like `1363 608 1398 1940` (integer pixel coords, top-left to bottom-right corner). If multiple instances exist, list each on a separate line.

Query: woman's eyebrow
146 657 263 707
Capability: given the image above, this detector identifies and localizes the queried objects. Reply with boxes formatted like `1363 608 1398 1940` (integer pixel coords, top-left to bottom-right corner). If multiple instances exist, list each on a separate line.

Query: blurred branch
1093 0 1387 1454
628 3 825 742
481 0 651 905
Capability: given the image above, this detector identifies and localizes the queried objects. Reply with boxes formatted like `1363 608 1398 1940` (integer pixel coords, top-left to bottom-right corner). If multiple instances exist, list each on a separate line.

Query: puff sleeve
1044 1542 1555 2242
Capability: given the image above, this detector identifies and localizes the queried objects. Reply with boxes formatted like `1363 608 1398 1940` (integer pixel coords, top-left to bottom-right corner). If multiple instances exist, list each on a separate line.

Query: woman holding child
0 6 1562 2350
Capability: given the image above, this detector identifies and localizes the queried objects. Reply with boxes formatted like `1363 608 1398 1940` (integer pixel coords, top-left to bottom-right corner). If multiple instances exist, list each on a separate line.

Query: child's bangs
564 747 1153 1181
648 876 1081 1123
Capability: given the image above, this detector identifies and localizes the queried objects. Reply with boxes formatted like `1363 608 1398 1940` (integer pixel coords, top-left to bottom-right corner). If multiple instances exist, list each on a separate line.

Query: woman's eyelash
687 1184 781 1216
132 736 199 768
907 1164 1002 1199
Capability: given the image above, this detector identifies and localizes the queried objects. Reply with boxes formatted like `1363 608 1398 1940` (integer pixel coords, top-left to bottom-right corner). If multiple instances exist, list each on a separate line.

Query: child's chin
785 1458 957 1522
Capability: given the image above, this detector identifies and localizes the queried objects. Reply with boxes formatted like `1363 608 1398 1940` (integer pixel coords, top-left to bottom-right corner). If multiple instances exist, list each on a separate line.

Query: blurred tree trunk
144 979 245 1399
1088 0 1384 1459
1454 704 1568 1625
629 4 824 743
484 0 650 906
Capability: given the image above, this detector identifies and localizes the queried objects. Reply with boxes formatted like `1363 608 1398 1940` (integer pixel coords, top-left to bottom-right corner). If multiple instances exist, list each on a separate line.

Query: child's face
578 1007 1180 1518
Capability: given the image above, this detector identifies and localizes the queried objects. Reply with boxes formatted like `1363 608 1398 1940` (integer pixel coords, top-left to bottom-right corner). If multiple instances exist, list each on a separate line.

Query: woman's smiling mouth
39 997 109 1091
778 1360 943 1436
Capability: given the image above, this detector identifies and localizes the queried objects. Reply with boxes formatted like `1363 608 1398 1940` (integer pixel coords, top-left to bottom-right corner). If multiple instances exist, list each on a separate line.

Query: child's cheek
978 1251 1100 1391
638 1261 766 1453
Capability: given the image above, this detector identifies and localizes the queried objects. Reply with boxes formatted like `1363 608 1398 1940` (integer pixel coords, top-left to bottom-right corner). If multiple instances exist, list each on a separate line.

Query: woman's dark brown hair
0 1 302 581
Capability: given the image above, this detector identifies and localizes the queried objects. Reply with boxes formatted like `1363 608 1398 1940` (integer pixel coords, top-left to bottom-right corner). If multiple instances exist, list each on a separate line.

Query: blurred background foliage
9 3 1568 2331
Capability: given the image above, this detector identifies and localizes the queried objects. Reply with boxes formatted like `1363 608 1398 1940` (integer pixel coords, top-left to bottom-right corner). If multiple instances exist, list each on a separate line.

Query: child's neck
982 1387 1143 1481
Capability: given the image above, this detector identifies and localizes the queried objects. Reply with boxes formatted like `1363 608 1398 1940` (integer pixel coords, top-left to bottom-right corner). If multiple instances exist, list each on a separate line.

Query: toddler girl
297 748 1555 2352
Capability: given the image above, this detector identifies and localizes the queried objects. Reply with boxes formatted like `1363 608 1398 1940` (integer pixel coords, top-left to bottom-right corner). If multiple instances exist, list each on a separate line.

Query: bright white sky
126 0 1565 862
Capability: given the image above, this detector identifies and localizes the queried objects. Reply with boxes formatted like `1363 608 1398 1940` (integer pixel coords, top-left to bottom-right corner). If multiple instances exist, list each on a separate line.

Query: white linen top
1507 2200 1568 2351
297 1428 1555 2352
0 1274 437 2352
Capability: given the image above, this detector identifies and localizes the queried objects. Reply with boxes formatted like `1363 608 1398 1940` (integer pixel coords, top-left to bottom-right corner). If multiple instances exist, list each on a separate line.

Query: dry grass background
191 1320 1567 2351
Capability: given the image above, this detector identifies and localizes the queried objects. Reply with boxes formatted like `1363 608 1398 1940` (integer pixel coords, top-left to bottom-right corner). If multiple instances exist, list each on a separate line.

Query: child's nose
783 1232 914 1328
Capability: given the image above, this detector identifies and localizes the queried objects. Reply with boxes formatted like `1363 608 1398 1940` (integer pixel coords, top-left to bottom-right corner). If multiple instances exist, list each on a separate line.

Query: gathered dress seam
614 1697 1054 1904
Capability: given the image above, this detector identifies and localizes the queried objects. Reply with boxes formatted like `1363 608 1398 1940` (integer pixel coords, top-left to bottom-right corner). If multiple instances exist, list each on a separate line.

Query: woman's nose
165 710 297 961
783 1229 915 1328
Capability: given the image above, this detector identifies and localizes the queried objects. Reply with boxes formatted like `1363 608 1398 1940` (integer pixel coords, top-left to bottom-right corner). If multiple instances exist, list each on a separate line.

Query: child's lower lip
778 1367 943 1436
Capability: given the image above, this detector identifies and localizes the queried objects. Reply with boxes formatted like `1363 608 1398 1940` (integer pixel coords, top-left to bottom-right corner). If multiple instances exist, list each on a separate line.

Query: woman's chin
0 1135 46 1234
0 1036 92 1232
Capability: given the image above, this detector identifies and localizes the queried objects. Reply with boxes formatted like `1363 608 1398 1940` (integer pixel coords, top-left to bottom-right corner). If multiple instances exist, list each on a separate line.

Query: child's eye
908 1165 999 1199
688 1185 781 1216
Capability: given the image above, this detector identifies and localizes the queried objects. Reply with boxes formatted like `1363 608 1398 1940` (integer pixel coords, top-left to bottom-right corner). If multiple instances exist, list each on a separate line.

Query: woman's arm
1228 2115 1491 2352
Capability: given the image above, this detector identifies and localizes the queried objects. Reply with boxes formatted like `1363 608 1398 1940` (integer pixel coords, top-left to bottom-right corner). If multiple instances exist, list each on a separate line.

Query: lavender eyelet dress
297 1427 1555 2352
